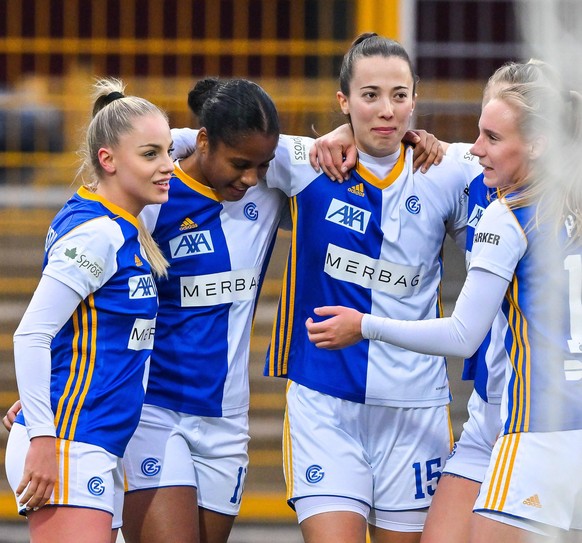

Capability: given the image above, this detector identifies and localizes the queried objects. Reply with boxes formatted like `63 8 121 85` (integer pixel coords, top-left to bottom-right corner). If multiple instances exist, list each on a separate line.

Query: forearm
362 268 509 357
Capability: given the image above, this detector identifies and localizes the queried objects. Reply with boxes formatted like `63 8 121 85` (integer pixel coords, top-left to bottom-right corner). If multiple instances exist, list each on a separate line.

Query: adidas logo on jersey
134 254 143 267
523 494 542 508
180 217 198 231
348 183 365 197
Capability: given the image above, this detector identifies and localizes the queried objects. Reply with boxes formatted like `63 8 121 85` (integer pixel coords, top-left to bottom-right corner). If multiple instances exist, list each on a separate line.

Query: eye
168 146 175 157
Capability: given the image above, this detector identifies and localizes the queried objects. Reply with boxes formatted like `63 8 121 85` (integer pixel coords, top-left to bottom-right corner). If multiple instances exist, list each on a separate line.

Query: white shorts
5 422 124 529
443 389 502 482
284 382 452 525
123 403 250 515
474 429 582 534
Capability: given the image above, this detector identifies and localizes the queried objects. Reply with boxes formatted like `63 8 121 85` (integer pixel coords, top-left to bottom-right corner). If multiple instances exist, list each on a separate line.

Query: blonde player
4 79 173 543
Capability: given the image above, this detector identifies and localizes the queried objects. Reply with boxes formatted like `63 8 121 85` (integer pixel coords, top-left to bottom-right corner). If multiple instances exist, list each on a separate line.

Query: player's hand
3 399 21 432
16 435 57 512
306 306 364 349
309 124 356 182
403 129 445 173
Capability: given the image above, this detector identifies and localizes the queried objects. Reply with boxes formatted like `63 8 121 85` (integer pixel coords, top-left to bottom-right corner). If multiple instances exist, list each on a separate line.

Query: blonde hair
78 78 169 278
489 80 582 241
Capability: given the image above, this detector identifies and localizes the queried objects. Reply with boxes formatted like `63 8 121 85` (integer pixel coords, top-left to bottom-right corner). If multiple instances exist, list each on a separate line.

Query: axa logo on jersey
325 198 371 234
468 204 485 228
169 230 214 259
128 274 157 298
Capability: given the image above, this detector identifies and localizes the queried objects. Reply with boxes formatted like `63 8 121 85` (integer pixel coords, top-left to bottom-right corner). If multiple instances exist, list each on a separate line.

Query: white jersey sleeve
14 275 83 438
170 127 198 159
361 266 508 357
469 199 527 280
266 134 320 196
43 217 122 299
139 203 163 234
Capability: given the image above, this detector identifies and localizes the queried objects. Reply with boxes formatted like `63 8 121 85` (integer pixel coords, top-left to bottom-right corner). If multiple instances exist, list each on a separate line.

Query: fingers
17 474 54 512
308 145 320 171
313 142 347 182
410 130 444 173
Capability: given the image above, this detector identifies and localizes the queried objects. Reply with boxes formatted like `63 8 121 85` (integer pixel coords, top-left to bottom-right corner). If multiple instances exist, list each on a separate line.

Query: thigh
300 511 368 543
28 506 114 543
284 382 373 507
420 473 480 543
122 486 199 543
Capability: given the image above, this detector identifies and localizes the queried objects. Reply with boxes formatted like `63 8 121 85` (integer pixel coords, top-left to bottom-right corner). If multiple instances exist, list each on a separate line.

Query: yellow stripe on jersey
506 278 532 433
173 163 224 202
54 310 82 431
268 197 299 376
283 381 294 501
52 438 61 504
63 439 71 504
69 294 98 438
355 143 406 189
54 295 97 441
483 433 521 510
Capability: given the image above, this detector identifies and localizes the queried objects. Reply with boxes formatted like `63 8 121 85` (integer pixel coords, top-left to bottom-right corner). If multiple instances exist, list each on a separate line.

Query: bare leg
420 473 481 543
470 512 549 543
369 524 421 543
199 507 236 543
300 511 368 543
29 506 113 543
122 486 199 543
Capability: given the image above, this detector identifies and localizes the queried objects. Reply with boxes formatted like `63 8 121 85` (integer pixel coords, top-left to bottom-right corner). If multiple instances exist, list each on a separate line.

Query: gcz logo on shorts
87 476 105 496
325 198 371 234
305 464 325 484
141 457 161 477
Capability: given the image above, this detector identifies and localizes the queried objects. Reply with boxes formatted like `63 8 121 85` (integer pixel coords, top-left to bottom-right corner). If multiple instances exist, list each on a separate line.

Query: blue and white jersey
141 163 287 417
446 143 507 405
265 136 481 406
463 173 507 404
16 187 159 457
470 200 582 432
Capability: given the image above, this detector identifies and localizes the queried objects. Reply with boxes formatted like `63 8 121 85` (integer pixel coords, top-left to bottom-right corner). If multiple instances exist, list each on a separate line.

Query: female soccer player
307 71 582 542
265 33 481 543
121 77 286 543
4 78 173 543
308 59 558 543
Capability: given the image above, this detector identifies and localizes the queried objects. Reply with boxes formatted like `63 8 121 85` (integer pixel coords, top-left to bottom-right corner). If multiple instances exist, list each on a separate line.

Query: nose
469 135 484 157
161 153 175 173
240 169 260 188
379 98 394 118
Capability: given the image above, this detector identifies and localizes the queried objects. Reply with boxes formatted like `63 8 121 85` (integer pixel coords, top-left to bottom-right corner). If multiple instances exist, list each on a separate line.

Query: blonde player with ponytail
4 78 173 543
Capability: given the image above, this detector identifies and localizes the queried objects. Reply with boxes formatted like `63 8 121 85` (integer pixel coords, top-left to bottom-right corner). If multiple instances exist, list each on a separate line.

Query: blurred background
0 0 548 540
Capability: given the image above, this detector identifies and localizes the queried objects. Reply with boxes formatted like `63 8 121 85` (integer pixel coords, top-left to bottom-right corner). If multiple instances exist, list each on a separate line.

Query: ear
196 127 209 155
98 147 116 174
337 91 349 115
529 135 547 160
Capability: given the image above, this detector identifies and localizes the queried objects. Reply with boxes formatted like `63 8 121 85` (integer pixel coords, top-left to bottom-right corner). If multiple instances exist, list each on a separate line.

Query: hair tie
104 91 125 105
